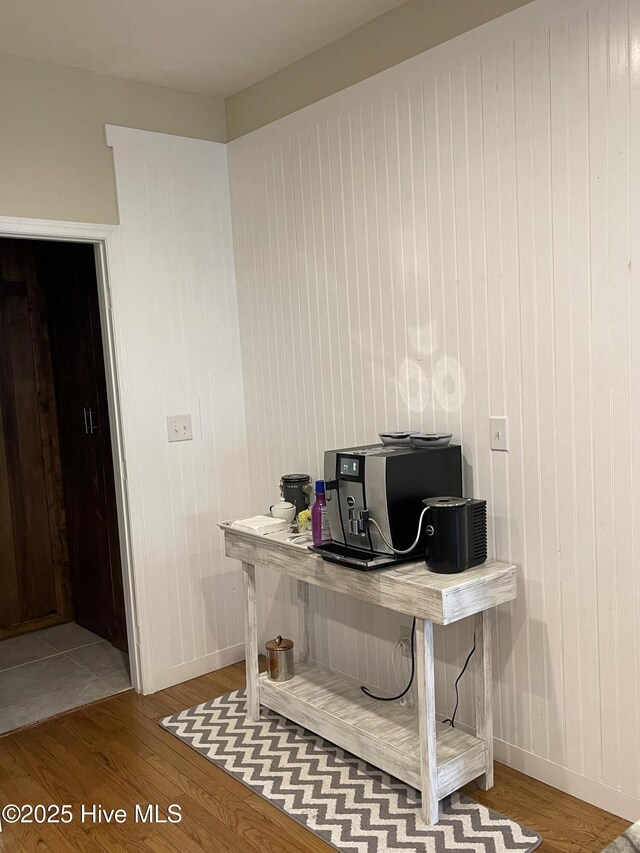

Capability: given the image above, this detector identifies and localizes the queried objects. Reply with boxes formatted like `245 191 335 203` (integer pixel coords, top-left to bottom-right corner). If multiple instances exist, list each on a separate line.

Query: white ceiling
0 0 408 97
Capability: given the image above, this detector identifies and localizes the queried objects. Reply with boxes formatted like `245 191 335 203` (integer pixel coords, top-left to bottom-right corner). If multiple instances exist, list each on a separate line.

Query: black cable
361 618 416 701
442 631 476 728
360 622 476 719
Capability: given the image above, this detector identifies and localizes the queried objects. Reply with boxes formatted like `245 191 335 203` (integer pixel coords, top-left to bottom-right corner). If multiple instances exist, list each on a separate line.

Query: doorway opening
0 237 131 732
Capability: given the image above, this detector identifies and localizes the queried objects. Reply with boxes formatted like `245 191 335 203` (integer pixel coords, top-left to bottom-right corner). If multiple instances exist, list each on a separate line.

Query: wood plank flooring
0 660 630 852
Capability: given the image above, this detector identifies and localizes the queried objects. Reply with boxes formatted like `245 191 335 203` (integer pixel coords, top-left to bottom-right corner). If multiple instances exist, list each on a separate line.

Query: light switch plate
490 416 509 451
167 414 192 442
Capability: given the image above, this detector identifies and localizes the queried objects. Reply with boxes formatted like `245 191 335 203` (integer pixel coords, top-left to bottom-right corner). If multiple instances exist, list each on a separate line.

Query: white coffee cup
270 500 296 523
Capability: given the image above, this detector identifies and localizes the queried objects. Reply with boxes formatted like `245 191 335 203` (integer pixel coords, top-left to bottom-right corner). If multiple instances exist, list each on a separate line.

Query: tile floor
0 622 131 735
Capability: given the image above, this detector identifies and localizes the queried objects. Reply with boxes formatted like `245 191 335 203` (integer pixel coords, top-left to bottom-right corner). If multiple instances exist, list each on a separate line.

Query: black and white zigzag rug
161 688 541 852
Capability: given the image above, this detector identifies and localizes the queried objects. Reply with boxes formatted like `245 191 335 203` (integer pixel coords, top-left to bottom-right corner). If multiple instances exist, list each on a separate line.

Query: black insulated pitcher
422 497 487 574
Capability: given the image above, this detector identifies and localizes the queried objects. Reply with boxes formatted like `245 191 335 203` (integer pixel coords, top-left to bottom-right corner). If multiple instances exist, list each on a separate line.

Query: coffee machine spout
348 508 369 536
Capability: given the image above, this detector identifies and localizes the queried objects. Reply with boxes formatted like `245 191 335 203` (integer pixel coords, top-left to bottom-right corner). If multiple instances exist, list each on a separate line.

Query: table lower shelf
259 662 487 799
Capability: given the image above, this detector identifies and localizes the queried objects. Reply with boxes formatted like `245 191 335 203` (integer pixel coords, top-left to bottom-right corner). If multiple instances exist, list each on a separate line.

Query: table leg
242 561 260 721
297 579 310 663
416 618 439 825
474 609 494 789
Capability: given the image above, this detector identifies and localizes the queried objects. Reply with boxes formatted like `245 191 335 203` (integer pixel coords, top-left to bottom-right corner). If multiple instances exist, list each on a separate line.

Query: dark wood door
0 240 73 637
38 242 127 650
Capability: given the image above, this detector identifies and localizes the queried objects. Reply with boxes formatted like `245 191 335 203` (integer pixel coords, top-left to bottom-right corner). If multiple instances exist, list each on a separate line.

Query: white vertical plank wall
106 126 250 692
227 0 640 819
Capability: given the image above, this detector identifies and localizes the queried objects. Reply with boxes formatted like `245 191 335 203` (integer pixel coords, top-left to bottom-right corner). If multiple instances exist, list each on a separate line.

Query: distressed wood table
220 521 517 826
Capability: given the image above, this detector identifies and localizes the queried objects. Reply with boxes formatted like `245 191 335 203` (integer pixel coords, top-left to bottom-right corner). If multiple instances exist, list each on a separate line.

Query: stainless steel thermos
265 635 295 682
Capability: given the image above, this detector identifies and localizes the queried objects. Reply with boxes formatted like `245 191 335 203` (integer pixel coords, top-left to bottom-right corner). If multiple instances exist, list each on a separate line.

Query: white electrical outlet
490 416 509 451
167 414 193 443
399 624 412 658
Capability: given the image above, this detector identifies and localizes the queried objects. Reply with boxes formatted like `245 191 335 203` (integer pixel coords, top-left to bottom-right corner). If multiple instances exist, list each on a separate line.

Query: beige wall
225 0 533 139
0 52 225 224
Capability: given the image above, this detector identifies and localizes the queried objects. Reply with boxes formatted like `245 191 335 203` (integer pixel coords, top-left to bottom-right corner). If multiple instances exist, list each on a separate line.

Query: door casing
0 216 143 692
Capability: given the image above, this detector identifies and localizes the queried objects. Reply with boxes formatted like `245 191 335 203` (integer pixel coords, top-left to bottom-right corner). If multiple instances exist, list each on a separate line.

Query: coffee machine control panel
338 454 364 481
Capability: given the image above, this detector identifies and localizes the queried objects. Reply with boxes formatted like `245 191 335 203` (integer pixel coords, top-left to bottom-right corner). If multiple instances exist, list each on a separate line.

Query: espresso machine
312 442 463 570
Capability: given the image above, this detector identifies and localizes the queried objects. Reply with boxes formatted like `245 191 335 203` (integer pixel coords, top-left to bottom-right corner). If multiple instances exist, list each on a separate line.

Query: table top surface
220 520 517 623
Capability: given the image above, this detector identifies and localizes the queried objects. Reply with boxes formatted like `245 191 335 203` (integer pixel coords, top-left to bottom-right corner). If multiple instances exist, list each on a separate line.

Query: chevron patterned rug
602 820 640 852
161 688 541 853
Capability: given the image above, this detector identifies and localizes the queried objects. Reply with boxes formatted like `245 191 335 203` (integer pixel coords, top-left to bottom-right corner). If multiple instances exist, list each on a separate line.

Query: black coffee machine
311 442 487 574
314 443 463 570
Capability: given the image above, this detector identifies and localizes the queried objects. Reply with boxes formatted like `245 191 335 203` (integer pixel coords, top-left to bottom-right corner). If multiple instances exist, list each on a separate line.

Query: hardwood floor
0 660 630 852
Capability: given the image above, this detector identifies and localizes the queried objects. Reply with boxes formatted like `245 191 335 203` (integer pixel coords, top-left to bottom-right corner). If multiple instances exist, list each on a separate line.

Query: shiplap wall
107 126 249 692
228 0 640 818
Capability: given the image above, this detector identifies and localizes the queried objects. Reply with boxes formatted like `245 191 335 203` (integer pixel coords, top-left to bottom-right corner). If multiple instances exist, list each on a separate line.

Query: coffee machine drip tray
310 542 416 571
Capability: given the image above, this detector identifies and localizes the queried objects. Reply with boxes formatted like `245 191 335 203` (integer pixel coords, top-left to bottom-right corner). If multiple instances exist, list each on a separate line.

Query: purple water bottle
311 480 331 545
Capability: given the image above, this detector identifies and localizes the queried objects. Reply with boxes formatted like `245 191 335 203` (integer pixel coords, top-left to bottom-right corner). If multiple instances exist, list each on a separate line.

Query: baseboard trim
435 711 640 821
151 643 245 693
434 708 640 821
493 738 640 823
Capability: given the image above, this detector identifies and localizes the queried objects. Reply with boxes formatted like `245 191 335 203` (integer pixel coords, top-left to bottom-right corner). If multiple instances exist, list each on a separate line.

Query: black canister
423 496 487 574
280 474 312 514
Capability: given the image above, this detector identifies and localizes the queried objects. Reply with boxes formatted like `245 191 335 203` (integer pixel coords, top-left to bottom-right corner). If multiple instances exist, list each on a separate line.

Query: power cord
361 618 416 701
361 621 476 724
442 631 476 728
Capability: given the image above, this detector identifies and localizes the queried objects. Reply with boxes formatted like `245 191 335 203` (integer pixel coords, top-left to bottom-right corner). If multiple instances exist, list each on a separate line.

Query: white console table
220 521 517 826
